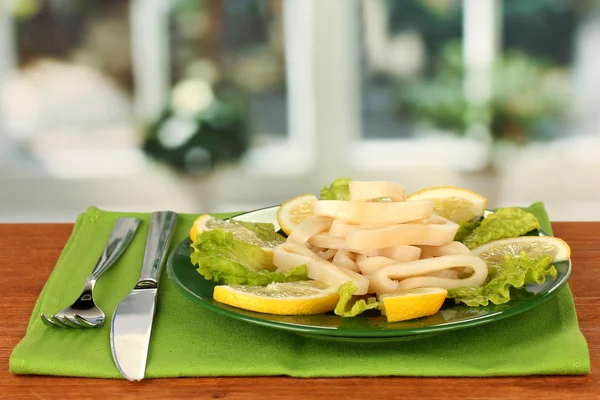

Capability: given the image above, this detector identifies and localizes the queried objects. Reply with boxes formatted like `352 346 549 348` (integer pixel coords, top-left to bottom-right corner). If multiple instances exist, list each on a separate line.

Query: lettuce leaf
229 220 286 243
461 207 541 249
454 217 482 242
320 178 352 200
447 252 556 307
334 281 381 317
191 229 307 286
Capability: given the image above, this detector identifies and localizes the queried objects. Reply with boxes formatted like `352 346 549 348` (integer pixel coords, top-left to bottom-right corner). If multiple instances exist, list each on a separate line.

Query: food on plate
444 236 572 307
447 252 558 307
276 194 318 235
349 181 406 202
460 207 541 249
367 254 488 293
405 185 488 223
189 178 571 322
379 288 448 323
191 229 306 285
213 281 339 315
190 213 285 262
320 178 351 200
273 241 370 294
334 281 380 317
470 236 571 264
312 198 433 225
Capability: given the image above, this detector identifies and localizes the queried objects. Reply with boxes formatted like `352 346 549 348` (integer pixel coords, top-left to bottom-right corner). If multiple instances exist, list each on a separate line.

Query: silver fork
41 217 141 328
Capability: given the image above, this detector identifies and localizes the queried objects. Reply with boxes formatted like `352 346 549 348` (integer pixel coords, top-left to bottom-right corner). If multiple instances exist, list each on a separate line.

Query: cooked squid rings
367 254 488 294
272 180 488 298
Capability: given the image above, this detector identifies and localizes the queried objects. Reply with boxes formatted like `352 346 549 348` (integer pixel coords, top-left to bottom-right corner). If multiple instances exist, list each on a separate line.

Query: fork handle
89 218 141 281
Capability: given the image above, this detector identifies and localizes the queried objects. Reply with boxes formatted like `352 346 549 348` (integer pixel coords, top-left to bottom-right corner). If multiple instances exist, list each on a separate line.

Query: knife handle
136 211 178 288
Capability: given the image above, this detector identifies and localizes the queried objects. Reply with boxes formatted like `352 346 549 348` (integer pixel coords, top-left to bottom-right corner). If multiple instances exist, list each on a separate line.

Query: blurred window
1 0 292 177
355 0 598 171
169 0 287 140
2 0 599 177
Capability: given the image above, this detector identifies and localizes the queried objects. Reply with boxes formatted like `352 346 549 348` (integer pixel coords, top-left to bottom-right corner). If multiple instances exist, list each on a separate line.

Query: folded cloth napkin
10 203 590 378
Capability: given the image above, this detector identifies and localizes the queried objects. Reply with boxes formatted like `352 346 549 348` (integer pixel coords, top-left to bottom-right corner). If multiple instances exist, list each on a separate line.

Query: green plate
166 206 571 340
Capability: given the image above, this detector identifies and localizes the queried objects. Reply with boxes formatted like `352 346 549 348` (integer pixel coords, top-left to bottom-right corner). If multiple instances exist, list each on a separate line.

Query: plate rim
166 206 572 338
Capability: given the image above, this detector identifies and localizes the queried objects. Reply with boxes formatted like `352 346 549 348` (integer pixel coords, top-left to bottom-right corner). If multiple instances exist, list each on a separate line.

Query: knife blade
110 211 178 381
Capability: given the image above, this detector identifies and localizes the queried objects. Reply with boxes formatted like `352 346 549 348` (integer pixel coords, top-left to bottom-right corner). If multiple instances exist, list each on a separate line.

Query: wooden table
2 222 598 399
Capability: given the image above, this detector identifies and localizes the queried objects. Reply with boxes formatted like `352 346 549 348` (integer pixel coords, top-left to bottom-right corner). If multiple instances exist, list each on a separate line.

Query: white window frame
130 0 172 122
0 0 16 165
240 0 317 176
244 0 502 177
0 0 501 181
351 0 499 173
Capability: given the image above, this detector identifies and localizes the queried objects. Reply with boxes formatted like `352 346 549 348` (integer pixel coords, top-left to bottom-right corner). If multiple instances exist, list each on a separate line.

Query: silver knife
110 211 178 381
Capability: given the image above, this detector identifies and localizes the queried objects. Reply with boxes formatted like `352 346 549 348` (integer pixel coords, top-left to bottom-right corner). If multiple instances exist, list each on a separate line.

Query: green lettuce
320 178 352 200
191 229 307 286
454 217 482 242
334 281 381 317
447 252 557 307
229 220 286 243
461 207 540 249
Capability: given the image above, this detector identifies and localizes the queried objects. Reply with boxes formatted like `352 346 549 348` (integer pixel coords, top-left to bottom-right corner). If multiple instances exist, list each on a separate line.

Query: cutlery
41 217 141 328
110 211 178 381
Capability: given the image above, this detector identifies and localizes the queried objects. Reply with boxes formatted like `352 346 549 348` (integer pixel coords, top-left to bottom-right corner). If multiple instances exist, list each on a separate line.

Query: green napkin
10 203 590 378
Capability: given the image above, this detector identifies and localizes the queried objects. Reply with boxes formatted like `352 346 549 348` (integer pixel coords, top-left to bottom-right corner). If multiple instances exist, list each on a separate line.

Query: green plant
394 40 571 143
142 80 250 175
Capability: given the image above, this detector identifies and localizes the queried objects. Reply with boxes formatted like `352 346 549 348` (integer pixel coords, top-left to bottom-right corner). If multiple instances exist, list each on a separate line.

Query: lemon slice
189 214 282 261
406 186 487 223
471 236 571 265
379 287 448 322
213 280 339 315
276 194 318 235
190 214 216 242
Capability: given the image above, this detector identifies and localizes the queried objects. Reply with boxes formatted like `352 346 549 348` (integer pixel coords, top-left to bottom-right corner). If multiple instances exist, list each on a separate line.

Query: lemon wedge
189 214 283 261
213 280 339 315
406 186 487 223
471 236 571 265
276 194 318 235
190 214 215 242
379 287 448 322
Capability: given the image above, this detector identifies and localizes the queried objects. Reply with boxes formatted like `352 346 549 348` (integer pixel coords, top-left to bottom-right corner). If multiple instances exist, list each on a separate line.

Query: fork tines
40 313 101 328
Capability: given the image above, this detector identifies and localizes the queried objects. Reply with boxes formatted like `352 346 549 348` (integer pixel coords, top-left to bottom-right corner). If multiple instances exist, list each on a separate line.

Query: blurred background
0 0 599 222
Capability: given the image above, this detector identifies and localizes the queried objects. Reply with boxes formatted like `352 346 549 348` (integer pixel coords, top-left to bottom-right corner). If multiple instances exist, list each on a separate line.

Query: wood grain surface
1 222 599 400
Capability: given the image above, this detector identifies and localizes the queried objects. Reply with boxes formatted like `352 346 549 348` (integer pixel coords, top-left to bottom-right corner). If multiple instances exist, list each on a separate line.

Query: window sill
351 136 491 171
